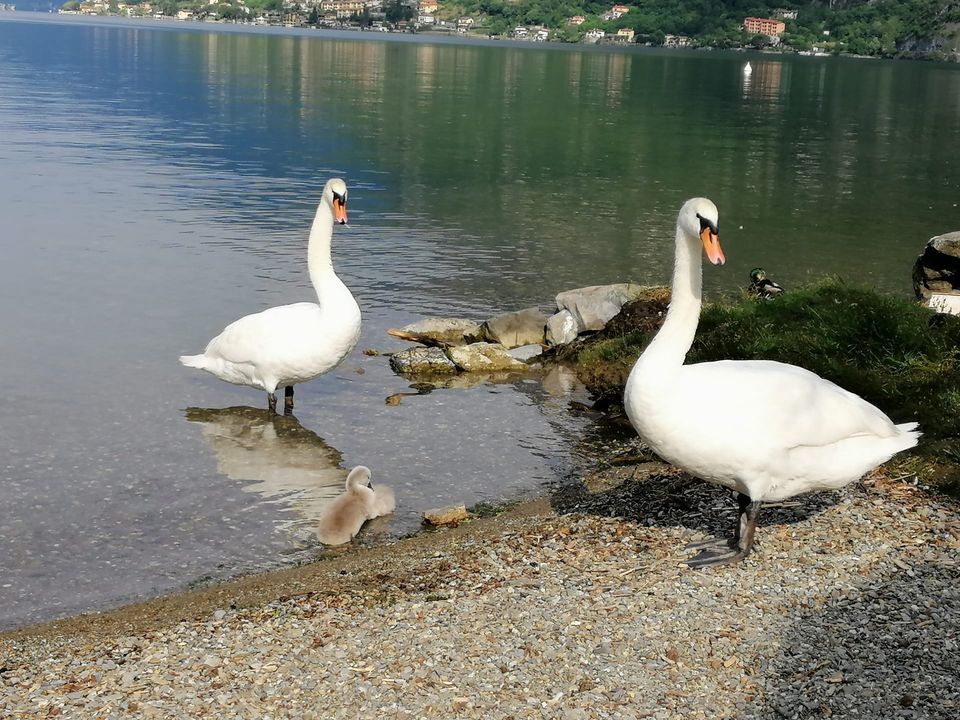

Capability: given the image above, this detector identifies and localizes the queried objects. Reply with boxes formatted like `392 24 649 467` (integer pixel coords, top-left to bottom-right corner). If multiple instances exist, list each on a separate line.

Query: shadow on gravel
750 560 960 720
549 440 843 542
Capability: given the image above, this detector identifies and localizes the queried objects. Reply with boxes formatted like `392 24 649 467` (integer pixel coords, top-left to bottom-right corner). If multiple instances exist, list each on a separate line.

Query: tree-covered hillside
33 0 960 59
441 0 960 57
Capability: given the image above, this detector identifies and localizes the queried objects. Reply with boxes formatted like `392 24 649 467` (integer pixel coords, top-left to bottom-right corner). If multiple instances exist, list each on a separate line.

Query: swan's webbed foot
687 543 752 569
686 493 762 570
267 393 278 414
284 385 294 414
686 536 737 553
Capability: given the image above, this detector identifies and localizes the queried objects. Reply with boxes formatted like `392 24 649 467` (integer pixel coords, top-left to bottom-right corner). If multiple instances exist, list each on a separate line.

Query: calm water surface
2 14 959 629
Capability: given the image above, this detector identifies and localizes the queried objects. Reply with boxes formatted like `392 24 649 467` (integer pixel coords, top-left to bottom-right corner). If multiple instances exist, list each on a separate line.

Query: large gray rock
913 232 960 301
447 343 528 372
556 283 643 331
507 344 543 362
389 318 481 346
477 307 547 349
545 309 581 346
389 347 458 375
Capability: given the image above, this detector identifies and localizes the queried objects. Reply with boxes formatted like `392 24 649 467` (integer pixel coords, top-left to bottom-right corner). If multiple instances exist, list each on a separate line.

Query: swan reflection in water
185 406 351 534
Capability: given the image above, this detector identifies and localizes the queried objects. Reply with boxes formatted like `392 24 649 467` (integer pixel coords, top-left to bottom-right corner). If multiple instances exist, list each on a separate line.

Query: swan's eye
696 213 718 235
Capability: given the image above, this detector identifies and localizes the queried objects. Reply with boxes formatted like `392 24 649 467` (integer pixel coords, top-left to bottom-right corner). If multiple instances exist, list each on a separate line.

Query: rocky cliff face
897 23 960 60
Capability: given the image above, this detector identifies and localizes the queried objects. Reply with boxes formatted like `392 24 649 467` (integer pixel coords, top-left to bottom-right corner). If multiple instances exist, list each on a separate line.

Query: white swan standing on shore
317 466 396 546
624 198 920 568
180 179 361 413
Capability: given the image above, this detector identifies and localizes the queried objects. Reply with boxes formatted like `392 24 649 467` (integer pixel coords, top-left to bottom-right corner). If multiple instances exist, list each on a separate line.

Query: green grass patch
466 500 519 518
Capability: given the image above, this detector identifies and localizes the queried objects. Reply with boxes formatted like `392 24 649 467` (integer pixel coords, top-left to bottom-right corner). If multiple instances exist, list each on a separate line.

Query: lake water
2 13 959 630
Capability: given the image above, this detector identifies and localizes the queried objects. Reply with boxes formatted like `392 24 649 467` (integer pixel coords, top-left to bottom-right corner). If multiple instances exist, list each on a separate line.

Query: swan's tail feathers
895 422 922 450
179 354 208 370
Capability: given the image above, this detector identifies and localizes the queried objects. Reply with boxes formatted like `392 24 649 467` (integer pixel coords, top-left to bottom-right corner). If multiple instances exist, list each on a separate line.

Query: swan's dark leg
686 492 749 551
687 493 762 569
267 392 278 414
284 385 294 414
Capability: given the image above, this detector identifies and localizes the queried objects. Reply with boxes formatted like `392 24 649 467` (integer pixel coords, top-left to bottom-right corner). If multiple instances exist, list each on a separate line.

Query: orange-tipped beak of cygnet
333 196 347 225
700 226 725 266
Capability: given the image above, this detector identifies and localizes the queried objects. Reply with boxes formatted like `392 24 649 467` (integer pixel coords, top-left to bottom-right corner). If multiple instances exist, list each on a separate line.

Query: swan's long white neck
307 198 355 312
635 223 703 375
308 199 336 286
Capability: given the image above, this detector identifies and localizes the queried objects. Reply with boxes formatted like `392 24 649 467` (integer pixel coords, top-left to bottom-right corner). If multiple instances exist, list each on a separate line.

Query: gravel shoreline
2 465 958 719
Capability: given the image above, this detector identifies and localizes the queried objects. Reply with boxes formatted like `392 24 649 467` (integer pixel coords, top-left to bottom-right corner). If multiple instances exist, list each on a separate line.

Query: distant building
616 28 634 42
743 17 786 37
773 8 798 20
320 0 367 18
663 34 692 47
584 28 604 42
418 0 437 13
567 15 585 26
611 4 630 13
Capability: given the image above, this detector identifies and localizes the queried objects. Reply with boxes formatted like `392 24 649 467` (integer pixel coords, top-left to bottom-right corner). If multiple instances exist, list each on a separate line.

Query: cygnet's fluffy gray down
316 466 395 545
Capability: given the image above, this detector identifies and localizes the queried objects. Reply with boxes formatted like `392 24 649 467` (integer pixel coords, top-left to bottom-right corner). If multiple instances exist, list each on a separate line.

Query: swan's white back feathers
193 300 360 391
635 358 920 501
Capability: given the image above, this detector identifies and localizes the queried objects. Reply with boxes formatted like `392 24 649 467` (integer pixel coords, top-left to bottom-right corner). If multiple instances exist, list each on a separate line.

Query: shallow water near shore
2 15 960 630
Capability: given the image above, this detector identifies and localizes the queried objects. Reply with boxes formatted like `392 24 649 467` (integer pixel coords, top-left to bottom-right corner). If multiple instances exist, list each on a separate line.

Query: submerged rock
477 307 547 348
447 342 529 372
555 283 643 331
433 372 519 389
388 318 481 347
389 347 458 375
545 309 580 346
913 231 960 302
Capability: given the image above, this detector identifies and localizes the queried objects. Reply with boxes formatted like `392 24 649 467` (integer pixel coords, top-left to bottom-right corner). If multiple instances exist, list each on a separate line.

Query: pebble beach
2 464 958 719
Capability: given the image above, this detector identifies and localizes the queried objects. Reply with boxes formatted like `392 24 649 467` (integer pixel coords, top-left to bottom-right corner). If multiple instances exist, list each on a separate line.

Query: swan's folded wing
204 303 322 363
680 359 901 451
369 484 396 518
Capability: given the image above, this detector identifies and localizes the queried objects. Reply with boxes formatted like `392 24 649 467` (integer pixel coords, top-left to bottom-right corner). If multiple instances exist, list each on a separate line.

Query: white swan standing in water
316 466 396 546
180 179 361 413
743 60 753 76
624 198 920 568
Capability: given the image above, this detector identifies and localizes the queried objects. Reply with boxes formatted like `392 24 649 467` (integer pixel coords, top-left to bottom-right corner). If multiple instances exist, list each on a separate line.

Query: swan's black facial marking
696 213 718 236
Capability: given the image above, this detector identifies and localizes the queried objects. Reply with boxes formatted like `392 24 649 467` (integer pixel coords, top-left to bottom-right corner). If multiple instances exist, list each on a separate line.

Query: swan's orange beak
333 197 347 225
700 227 725 266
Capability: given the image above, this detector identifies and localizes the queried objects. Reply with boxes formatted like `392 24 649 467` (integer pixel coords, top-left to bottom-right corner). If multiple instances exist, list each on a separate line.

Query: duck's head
345 465 373 492
679 197 724 266
750 267 766 282
324 178 348 225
